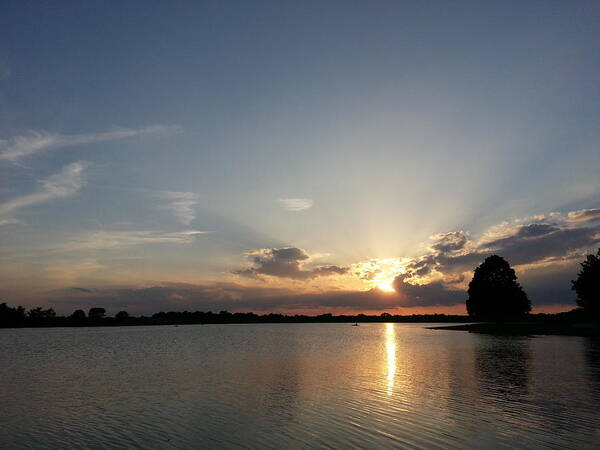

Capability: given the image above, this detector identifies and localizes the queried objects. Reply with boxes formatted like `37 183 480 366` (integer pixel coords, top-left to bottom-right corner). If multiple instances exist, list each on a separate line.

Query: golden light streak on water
385 323 396 396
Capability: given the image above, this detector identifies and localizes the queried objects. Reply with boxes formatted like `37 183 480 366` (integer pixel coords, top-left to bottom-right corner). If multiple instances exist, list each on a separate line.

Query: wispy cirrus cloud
0 161 88 217
278 198 313 212
158 191 199 225
63 229 208 251
0 124 180 162
0 218 20 227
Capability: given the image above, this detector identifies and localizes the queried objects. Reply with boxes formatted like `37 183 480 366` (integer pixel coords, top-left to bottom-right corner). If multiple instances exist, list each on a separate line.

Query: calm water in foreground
1 323 599 449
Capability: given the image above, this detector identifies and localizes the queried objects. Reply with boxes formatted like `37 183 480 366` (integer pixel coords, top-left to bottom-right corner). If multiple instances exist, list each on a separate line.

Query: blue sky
1 1 599 314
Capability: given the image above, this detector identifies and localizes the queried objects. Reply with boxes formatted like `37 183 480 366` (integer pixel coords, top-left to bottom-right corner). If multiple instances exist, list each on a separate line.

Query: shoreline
430 322 600 337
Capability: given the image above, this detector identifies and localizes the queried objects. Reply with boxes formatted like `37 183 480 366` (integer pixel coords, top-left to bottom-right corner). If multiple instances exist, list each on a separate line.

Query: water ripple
1 325 599 449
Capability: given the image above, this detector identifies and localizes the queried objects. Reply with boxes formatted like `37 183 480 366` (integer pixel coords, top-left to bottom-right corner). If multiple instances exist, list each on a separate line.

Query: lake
1 323 599 449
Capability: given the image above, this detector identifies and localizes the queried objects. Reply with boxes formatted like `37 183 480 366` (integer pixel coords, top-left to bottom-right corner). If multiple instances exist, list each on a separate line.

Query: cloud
63 229 208 251
429 231 468 253
0 124 180 162
398 254 437 278
47 278 473 315
278 198 313 212
16 206 600 313
313 265 349 275
232 207 599 308
158 191 199 225
45 271 576 315
480 226 597 266
44 259 106 285
0 161 87 217
234 247 348 280
403 212 600 280
73 287 93 293
45 203 600 313
567 208 600 223
513 223 559 238
392 208 600 306
0 218 20 227
46 281 403 314
393 275 465 306
48 282 288 312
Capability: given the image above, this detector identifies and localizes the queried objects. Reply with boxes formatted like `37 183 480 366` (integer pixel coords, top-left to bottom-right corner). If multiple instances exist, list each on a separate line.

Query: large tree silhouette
466 255 530 320
0 302 26 327
572 248 600 316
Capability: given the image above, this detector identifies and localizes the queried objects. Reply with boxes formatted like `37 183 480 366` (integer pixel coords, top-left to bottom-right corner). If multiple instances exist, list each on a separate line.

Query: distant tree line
0 305 136 328
1 249 598 328
150 311 468 325
0 303 471 328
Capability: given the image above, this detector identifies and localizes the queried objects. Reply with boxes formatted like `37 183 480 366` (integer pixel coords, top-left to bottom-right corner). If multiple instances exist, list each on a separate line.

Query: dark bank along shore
0 311 474 328
430 314 600 337
2 302 598 336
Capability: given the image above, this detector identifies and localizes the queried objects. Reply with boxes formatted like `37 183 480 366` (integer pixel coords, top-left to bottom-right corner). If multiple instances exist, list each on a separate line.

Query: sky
1 1 599 315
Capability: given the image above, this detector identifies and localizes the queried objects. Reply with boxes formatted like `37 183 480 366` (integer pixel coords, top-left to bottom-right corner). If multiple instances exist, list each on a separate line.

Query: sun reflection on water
385 323 396 396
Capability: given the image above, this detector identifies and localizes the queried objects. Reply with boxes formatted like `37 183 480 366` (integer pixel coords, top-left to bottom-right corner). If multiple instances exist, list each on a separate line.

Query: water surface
1 323 599 449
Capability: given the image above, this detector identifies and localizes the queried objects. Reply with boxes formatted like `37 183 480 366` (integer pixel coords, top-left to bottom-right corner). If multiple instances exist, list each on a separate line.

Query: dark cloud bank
51 283 399 314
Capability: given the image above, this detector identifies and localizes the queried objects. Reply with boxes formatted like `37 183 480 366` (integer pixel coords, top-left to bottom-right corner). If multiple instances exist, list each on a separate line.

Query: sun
370 260 405 292
354 258 407 293
371 265 401 292
377 277 397 292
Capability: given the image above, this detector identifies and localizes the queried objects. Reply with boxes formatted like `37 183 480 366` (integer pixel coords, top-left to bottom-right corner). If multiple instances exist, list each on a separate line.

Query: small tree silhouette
466 255 530 320
572 248 600 316
27 307 56 320
27 307 56 325
70 309 87 324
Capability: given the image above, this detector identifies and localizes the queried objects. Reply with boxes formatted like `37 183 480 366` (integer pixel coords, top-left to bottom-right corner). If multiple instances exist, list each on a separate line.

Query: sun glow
354 258 407 292
377 277 397 292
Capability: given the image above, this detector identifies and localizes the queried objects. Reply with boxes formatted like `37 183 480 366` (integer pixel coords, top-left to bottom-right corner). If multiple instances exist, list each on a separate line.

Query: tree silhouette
0 302 26 327
115 311 129 320
466 255 530 320
70 309 87 324
27 307 56 325
572 248 600 316
88 307 106 321
27 307 56 319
